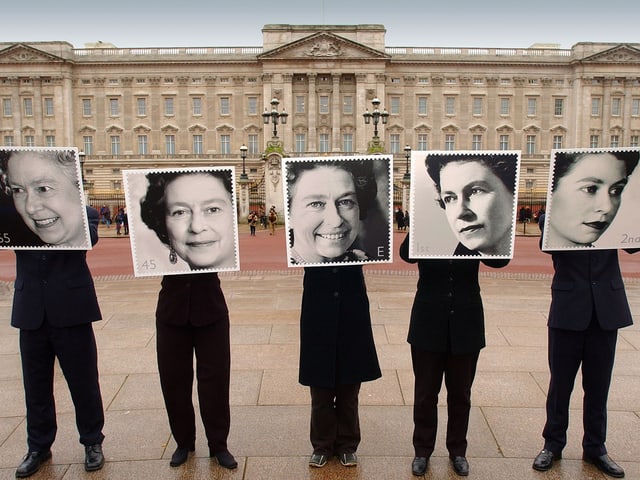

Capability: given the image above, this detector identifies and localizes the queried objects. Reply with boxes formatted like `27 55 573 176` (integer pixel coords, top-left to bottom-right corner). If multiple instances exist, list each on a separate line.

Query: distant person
544 150 639 248
115 208 126 235
10 206 105 478
426 153 516 256
268 205 277 235
99 204 111 228
248 210 258 236
537 209 546 232
395 208 405 231
0 149 89 248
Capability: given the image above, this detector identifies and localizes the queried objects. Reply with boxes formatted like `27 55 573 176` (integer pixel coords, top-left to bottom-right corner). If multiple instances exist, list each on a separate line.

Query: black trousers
19 322 105 452
156 320 231 454
411 346 479 458
543 321 617 457
309 383 361 455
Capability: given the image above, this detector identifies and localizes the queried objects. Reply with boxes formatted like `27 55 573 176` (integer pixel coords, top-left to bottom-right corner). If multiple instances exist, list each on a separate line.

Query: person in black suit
139 170 237 470
152 273 237 469
532 244 638 478
10 206 105 478
400 234 508 476
299 265 381 469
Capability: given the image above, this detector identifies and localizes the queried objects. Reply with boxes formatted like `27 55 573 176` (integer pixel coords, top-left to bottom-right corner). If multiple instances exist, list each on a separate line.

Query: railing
73 45 572 59
385 46 572 57
73 46 264 57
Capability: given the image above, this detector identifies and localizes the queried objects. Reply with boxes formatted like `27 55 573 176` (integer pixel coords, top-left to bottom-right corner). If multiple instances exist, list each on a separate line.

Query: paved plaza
0 228 639 479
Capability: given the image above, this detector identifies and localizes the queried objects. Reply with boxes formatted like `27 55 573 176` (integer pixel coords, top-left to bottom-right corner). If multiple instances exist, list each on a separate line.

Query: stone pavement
0 243 639 479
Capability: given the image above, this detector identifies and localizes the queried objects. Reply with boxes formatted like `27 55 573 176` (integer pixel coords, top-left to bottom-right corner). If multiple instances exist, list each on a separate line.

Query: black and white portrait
409 150 520 259
123 167 240 277
0 147 91 250
542 147 640 251
283 156 393 267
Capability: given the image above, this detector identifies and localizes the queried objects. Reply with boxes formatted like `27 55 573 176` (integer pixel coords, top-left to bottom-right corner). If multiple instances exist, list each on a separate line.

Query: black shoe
412 456 428 476
532 449 560 471
212 450 238 469
84 444 105 472
15 451 52 478
309 453 328 468
169 446 194 467
451 456 469 476
583 453 625 478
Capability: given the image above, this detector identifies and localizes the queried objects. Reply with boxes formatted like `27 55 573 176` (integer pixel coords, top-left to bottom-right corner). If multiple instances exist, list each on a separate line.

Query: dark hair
552 150 640 191
425 153 517 209
285 159 378 221
140 169 233 245
0 149 78 196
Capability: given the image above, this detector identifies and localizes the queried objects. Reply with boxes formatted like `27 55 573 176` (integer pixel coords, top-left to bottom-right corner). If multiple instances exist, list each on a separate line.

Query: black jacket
400 234 508 354
11 207 101 330
298 265 381 388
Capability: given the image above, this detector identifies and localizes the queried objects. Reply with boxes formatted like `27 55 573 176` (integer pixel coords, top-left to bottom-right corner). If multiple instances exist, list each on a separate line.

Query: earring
169 245 177 264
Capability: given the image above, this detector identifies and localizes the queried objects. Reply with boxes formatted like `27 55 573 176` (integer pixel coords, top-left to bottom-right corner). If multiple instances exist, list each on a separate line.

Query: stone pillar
264 152 284 219
237 177 251 221
356 73 368 153
307 73 317 151
282 73 293 152
332 74 341 152
402 177 411 215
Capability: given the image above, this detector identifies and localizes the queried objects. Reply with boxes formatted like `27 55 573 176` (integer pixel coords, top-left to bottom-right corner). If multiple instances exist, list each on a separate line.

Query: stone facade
1 24 640 207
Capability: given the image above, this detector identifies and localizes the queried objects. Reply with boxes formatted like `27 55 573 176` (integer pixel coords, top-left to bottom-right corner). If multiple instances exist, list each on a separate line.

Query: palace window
137 98 146 116
138 135 148 154
193 134 203 154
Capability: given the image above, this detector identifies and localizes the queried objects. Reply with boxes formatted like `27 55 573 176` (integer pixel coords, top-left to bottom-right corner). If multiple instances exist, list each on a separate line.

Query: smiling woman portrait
140 169 236 271
0 148 89 248
285 159 379 265
544 149 639 249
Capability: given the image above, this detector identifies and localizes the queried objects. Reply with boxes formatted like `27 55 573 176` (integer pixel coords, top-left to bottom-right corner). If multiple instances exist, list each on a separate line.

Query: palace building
1 24 640 211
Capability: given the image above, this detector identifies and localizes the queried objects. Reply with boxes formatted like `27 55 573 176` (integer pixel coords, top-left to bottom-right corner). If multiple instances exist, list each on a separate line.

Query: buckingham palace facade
1 24 640 206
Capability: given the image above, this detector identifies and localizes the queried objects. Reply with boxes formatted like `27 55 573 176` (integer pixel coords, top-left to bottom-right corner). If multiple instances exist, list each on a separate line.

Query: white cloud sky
3 0 639 49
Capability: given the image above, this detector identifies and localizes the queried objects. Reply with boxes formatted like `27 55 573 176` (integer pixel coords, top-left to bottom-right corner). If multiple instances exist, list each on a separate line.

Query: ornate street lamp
262 98 288 138
239 144 248 181
403 145 411 182
362 97 389 139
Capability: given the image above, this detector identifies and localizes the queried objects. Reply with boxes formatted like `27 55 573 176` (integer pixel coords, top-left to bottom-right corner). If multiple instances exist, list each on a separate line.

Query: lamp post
239 144 248 181
262 98 288 138
403 145 411 182
362 97 389 139
78 151 86 185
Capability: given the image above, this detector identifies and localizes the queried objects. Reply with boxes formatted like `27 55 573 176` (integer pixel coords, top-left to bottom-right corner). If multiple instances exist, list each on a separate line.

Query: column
238 178 251 220
307 73 317 151
282 73 293 152
332 74 341 152
356 73 368 153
